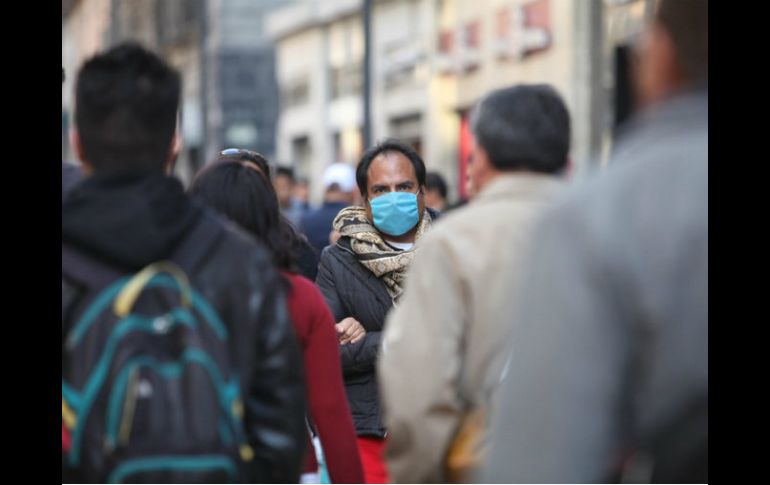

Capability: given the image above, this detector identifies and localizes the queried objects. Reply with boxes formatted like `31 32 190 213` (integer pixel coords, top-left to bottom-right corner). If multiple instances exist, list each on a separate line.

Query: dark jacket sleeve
315 248 346 322
316 247 384 376
238 252 307 483
338 332 382 376
297 237 319 281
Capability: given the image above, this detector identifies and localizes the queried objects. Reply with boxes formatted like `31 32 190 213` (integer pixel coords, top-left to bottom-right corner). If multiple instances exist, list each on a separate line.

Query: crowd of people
62 0 707 483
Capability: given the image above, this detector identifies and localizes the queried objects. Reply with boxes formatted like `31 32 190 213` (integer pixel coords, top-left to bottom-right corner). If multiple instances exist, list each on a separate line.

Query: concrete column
572 0 604 170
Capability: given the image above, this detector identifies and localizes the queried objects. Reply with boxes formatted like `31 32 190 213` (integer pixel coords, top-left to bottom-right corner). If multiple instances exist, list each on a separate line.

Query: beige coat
379 173 564 483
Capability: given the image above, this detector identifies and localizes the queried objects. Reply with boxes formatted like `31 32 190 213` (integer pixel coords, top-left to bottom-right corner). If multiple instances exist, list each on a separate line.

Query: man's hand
336 317 366 345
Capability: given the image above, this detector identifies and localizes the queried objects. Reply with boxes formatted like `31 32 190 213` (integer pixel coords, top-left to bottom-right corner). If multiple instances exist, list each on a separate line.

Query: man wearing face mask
315 139 437 484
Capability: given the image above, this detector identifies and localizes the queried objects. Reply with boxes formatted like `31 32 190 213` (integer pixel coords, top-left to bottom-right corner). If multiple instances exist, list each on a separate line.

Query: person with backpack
62 43 306 483
190 158 365 484
62 67 82 203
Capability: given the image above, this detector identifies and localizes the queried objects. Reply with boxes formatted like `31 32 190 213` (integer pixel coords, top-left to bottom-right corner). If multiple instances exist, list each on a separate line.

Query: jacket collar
474 172 564 205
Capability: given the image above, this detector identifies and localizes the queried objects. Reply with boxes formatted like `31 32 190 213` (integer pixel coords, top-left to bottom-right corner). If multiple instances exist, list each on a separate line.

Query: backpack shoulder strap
168 210 226 275
62 242 124 289
62 209 225 287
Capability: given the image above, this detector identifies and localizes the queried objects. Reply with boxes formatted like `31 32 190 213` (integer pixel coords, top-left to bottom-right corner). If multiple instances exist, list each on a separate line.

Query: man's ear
164 132 182 175
635 22 683 108
71 129 93 176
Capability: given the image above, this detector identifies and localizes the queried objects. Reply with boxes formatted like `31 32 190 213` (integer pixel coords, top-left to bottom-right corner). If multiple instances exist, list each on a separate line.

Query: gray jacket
481 91 708 483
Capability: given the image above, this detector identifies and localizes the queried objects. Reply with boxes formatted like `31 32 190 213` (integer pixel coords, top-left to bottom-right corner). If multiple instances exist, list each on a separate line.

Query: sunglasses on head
219 148 273 179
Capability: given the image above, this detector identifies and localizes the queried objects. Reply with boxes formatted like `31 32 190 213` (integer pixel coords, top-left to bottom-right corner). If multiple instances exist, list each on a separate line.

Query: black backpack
62 220 253 483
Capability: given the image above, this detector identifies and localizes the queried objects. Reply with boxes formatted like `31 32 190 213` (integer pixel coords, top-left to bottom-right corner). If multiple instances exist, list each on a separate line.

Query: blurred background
62 0 654 206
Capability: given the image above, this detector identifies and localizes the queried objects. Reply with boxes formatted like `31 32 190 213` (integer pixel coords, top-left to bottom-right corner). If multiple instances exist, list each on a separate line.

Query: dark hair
470 84 570 174
189 161 299 271
425 172 448 199
275 166 295 181
656 0 708 85
217 148 273 181
356 139 426 198
75 42 181 173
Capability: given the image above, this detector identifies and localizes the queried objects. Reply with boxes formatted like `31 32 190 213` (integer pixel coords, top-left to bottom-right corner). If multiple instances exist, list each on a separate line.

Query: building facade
62 0 289 185
268 0 630 204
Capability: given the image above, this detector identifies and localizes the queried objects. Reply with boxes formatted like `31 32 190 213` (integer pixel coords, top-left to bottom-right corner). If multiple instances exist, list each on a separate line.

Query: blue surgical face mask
369 191 420 237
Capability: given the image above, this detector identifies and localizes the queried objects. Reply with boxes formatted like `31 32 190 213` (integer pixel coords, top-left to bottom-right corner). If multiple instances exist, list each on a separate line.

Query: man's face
633 22 680 109
273 174 293 208
424 188 445 211
293 181 309 203
364 151 425 228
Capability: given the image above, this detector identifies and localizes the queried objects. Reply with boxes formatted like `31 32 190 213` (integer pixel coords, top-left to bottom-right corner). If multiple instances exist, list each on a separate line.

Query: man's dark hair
275 166 295 182
75 42 181 173
356 139 426 198
189 161 299 272
656 0 708 85
425 172 448 200
471 84 570 174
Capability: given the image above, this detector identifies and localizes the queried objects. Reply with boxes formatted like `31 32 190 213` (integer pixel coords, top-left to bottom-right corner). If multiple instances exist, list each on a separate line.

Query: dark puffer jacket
315 207 438 438
316 237 392 437
62 173 307 483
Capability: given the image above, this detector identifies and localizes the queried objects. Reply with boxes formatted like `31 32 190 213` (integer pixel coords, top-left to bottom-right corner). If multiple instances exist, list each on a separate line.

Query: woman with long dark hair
190 154 364 484
212 149 320 280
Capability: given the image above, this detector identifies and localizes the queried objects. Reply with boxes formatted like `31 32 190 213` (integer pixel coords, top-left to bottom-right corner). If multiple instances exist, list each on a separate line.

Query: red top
283 272 365 484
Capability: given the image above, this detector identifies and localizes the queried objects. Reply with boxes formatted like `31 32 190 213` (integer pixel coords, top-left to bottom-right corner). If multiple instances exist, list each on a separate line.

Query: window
291 136 312 178
331 62 362 99
465 22 481 48
439 30 454 54
282 78 310 108
497 8 511 39
521 0 552 57
156 0 199 46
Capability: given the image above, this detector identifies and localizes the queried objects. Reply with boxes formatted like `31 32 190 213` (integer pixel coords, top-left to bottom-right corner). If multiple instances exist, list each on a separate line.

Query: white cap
322 163 357 192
